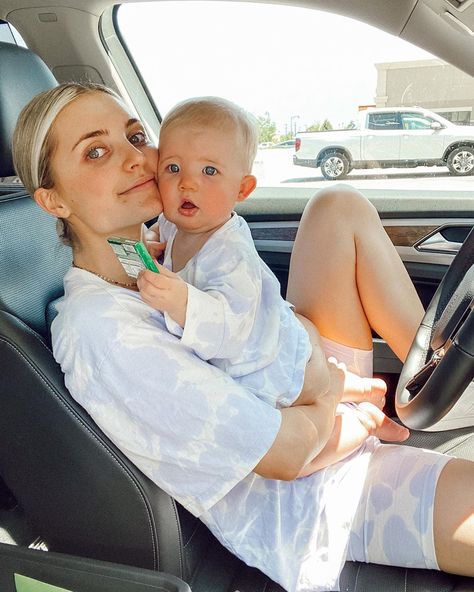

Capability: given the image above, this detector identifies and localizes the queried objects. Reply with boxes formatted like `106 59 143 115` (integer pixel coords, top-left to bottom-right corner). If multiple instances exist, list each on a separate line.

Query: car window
400 113 435 130
0 21 27 185
115 1 474 193
0 20 26 46
367 113 402 130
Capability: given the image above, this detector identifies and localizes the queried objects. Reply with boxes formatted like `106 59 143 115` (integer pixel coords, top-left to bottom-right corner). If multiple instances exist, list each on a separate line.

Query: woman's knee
304 184 377 224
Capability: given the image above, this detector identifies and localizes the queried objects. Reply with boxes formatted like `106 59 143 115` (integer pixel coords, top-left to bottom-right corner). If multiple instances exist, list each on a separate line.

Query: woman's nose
122 142 147 170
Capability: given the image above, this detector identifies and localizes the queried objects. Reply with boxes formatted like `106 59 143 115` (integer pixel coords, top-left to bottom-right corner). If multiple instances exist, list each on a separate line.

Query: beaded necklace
72 262 138 289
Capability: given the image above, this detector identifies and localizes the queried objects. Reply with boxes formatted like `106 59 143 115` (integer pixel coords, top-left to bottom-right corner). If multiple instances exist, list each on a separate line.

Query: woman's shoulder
54 268 153 336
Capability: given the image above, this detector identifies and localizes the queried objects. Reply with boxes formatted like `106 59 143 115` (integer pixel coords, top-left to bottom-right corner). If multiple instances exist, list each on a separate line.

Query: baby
138 97 408 473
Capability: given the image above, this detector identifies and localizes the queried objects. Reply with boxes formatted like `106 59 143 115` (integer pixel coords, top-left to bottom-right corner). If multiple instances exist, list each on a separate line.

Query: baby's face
157 124 250 234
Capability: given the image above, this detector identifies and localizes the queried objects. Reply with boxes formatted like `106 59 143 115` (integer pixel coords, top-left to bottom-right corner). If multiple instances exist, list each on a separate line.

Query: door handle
415 231 462 254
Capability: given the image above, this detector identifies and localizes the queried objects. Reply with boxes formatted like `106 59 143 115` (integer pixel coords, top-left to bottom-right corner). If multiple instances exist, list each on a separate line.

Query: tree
305 119 333 132
256 112 277 143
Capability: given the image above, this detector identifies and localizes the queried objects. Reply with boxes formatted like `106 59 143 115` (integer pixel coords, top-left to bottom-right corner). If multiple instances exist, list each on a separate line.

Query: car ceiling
1 0 474 86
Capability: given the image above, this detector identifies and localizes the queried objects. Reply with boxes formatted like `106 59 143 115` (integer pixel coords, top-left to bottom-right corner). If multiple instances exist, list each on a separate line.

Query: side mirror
431 121 443 130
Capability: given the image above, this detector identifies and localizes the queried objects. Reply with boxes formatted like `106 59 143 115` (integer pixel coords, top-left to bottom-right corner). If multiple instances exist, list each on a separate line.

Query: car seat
0 40 472 592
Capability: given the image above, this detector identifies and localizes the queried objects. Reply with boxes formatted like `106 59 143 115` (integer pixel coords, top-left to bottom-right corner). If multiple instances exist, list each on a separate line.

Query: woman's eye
129 130 148 145
203 166 217 176
167 163 180 173
87 146 107 160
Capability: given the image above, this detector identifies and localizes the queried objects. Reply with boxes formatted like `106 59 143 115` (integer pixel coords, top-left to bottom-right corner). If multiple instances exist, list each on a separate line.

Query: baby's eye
203 166 217 176
129 130 148 145
87 146 107 160
167 163 180 173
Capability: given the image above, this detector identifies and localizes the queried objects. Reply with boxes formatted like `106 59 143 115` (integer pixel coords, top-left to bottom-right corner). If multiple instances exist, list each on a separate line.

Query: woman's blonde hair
159 96 258 174
12 82 120 245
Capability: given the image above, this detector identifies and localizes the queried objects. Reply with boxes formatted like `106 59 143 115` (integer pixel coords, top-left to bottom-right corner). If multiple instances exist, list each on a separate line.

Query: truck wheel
447 146 474 175
320 151 350 180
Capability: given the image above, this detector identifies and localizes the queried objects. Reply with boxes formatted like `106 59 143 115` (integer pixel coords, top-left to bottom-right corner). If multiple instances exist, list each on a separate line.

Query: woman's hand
254 360 343 480
352 402 409 442
137 266 188 328
296 401 409 477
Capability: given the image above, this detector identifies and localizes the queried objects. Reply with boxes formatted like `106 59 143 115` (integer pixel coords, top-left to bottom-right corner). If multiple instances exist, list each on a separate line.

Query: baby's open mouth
179 200 198 215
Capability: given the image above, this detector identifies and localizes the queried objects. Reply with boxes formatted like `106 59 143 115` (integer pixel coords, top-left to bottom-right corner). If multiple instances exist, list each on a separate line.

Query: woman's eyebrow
72 129 107 151
72 119 140 151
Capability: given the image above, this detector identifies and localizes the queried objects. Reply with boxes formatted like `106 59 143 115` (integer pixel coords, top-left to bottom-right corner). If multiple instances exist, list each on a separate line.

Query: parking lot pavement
253 148 474 192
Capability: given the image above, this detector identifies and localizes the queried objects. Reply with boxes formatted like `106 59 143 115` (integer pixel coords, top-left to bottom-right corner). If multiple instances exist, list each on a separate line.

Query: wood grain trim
383 225 438 247
250 224 441 248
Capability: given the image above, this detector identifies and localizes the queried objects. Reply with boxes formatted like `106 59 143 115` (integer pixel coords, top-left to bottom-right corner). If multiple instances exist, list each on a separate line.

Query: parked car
0 2 473 592
294 107 474 179
273 139 296 148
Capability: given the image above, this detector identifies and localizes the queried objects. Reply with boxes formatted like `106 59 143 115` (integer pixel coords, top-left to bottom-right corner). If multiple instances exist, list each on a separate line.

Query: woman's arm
253 361 343 480
296 402 409 477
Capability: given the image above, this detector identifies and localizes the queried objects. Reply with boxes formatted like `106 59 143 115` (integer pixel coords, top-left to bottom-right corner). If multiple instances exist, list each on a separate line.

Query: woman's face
46 91 162 239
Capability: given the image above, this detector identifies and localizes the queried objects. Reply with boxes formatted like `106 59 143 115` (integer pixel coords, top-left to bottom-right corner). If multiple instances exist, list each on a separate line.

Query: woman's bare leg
287 185 425 362
433 458 474 575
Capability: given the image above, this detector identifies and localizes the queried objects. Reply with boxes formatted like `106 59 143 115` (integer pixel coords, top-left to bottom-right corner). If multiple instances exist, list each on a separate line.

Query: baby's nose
179 176 198 190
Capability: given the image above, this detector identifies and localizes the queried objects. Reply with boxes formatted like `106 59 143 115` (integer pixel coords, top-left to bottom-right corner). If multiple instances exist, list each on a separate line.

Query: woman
12 83 473 592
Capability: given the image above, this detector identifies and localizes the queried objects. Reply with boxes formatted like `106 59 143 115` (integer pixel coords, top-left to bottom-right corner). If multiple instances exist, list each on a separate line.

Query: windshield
117 1 474 194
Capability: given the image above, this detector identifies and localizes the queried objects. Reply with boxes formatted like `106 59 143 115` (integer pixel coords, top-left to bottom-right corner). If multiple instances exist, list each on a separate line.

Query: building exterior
375 59 474 124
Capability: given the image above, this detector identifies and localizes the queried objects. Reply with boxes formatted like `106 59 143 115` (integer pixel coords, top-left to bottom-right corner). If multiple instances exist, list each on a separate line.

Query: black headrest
0 191 72 340
0 43 68 339
0 41 58 177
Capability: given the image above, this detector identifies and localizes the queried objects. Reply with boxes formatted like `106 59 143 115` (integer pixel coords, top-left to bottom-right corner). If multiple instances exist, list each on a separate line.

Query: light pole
290 115 300 138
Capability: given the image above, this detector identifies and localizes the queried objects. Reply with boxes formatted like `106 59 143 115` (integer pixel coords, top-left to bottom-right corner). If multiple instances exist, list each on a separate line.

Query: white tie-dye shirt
159 213 312 408
51 268 376 592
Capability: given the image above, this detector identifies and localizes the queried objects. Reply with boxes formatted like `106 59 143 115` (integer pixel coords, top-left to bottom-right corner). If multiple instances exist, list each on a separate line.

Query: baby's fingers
363 377 387 409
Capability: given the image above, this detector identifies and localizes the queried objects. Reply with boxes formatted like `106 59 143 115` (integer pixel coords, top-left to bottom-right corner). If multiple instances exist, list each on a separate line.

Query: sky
119 1 435 134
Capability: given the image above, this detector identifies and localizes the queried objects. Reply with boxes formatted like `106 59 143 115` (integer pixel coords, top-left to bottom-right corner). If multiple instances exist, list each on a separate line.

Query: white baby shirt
158 214 312 408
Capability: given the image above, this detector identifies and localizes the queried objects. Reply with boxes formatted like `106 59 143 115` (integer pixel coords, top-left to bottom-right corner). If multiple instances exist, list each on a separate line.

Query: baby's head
157 97 258 234
159 96 258 174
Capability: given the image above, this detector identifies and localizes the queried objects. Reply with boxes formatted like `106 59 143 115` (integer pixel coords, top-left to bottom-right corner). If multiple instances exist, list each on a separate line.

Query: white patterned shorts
346 440 451 569
320 336 452 570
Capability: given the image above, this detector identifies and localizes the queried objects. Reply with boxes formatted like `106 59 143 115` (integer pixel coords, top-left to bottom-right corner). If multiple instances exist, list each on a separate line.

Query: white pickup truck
293 107 474 180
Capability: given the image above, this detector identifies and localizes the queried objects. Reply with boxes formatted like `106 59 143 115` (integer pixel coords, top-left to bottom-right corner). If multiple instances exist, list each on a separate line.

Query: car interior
0 1 473 591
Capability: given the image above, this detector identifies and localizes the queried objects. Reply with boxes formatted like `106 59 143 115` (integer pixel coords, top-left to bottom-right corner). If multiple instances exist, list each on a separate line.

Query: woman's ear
237 175 257 202
33 187 71 219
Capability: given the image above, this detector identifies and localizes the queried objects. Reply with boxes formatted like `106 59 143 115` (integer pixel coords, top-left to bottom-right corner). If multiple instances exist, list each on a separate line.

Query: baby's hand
137 265 188 327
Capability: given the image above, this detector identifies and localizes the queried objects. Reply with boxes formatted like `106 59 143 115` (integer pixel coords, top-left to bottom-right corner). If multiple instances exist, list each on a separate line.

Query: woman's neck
72 227 143 287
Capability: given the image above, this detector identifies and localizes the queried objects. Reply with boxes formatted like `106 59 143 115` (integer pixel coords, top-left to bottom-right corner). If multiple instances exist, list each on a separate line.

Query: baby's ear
237 175 257 202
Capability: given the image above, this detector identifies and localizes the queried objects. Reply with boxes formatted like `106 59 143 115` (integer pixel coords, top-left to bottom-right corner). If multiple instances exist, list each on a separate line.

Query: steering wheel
395 226 474 430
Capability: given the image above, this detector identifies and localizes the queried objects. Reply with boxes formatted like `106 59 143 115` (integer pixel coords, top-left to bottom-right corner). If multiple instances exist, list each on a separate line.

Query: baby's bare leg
287 187 424 362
